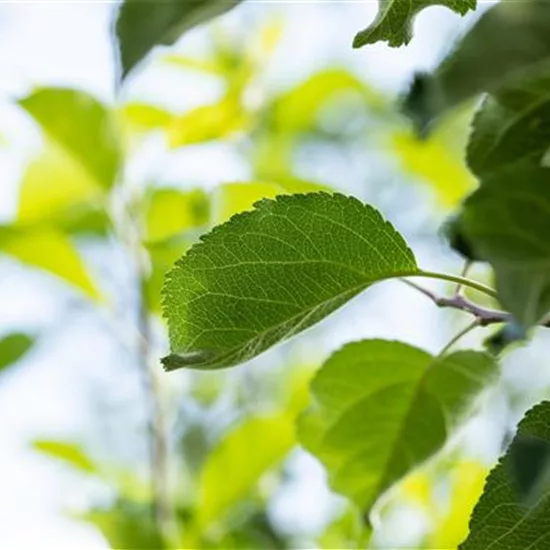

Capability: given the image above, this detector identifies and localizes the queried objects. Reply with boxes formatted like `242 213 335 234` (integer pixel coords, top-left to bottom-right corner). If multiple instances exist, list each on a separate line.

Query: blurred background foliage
1 3 545 549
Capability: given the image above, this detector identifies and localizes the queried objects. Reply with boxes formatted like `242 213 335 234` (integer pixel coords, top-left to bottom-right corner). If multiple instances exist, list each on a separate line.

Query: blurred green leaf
145 188 209 243
460 162 550 327
33 440 96 473
195 367 310 529
168 95 249 148
162 193 418 371
426 461 488 548
0 333 34 374
163 53 226 75
20 88 121 190
120 103 173 141
460 401 550 549
467 72 550 179
318 506 370 550
353 0 476 48
270 69 383 134
17 141 109 237
116 0 244 79
197 414 295 529
298 340 497 516
84 499 163 549
0 226 100 300
391 125 474 206
404 1 550 130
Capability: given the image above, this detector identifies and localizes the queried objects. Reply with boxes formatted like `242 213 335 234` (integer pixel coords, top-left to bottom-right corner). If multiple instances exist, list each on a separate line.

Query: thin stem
438 319 481 356
401 279 509 326
413 270 498 300
113 184 173 541
400 279 438 302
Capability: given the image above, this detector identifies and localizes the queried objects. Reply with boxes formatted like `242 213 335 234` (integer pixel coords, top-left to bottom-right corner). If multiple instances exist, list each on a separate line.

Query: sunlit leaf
33 440 96 473
271 69 384 134
17 141 108 236
119 102 173 137
467 72 550 178
0 333 34 374
116 0 244 79
459 161 550 327
163 53 226 75
145 187 209 243
162 193 418 371
196 414 295 528
19 88 121 190
391 127 474 206
353 0 476 48
460 401 550 549
428 461 487 548
298 340 497 517
0 226 100 300
404 1 550 130
168 95 249 148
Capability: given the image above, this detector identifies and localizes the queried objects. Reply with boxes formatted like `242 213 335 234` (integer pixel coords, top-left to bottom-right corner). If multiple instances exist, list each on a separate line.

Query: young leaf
298 340 497 518
0 333 34 374
16 141 108 237
459 162 550 328
460 401 550 549
467 73 550 178
353 0 476 49
19 88 121 190
196 414 295 528
162 193 418 371
115 0 244 79
404 1 550 130
145 188 209 244
33 440 97 474
0 226 100 300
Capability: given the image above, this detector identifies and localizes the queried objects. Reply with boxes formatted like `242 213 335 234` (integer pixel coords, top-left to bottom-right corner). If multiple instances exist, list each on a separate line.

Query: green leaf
196 414 296 528
404 1 550 130
467 72 550 179
167 95 248 149
33 440 96 473
17 141 108 236
460 401 550 549
145 188 209 243
84 500 163 550
0 333 34 374
390 108 476 206
459 162 550 327
298 340 497 517
120 102 172 135
0 226 100 300
20 88 121 190
162 193 418 371
353 0 476 49
115 0 244 79
270 68 385 134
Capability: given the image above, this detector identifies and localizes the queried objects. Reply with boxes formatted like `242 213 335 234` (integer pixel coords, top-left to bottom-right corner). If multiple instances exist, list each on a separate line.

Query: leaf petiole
412 270 498 300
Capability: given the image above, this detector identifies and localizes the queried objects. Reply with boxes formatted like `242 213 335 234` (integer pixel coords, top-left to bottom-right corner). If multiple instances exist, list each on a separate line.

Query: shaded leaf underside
299 340 497 515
